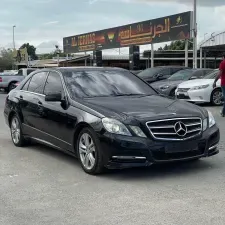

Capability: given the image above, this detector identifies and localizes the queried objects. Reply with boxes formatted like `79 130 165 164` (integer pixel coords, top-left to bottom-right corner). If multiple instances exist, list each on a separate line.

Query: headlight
191 84 209 90
202 118 208 131
208 110 216 128
102 118 132 136
130 126 147 137
160 85 170 90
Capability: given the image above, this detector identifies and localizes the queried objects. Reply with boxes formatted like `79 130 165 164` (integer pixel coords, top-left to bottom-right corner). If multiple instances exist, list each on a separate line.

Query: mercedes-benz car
176 69 223 105
151 68 213 97
4 67 220 175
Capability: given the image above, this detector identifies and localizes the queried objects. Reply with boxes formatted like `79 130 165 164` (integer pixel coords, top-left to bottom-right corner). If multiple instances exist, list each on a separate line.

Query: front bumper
176 88 211 103
99 125 220 169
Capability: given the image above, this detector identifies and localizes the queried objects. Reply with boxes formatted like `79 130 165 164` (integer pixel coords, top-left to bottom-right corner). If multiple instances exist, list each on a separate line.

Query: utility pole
13 25 16 49
193 0 197 68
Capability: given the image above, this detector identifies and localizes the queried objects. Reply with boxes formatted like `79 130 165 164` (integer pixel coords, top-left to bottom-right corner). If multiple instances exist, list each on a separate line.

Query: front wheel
77 128 105 175
211 89 223 106
10 114 26 147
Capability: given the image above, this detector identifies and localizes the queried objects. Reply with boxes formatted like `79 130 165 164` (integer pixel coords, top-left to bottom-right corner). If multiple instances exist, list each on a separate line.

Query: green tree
160 39 193 50
20 43 38 60
39 49 68 60
0 48 14 71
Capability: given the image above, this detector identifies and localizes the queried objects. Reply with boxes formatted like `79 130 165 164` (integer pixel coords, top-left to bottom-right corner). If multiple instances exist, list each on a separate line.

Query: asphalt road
0 93 225 225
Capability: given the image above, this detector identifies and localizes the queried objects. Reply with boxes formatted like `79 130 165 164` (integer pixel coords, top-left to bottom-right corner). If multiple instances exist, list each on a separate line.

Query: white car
176 69 223 105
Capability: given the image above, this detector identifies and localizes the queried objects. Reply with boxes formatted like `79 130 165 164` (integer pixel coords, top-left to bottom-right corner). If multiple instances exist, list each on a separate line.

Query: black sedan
138 66 190 83
4 67 219 174
151 68 213 97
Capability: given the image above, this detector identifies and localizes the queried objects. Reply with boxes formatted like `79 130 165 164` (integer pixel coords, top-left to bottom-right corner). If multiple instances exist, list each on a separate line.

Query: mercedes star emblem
174 121 187 137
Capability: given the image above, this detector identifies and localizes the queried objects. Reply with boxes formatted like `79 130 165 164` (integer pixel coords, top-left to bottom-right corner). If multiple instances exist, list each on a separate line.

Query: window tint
203 69 213 75
44 72 63 95
63 69 156 98
138 68 164 78
168 69 195 81
171 68 182 74
160 68 170 75
22 78 31 91
192 70 204 78
204 70 219 79
27 72 48 94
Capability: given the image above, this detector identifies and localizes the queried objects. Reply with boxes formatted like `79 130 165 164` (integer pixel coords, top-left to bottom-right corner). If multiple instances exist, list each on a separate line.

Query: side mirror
45 92 62 102
190 76 197 80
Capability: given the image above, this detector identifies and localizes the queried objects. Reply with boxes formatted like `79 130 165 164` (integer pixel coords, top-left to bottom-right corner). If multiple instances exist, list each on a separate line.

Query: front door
41 71 74 151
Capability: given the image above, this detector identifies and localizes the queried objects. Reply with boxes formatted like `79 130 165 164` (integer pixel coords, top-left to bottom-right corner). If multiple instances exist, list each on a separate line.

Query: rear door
19 71 48 138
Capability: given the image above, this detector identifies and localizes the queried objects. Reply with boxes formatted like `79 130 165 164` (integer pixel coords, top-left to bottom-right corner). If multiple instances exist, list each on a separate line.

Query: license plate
165 142 198 153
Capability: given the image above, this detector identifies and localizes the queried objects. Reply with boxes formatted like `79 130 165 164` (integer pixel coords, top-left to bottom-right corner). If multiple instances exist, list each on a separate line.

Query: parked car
130 70 143 75
137 66 190 83
4 67 219 175
151 68 213 97
176 69 222 105
0 68 36 92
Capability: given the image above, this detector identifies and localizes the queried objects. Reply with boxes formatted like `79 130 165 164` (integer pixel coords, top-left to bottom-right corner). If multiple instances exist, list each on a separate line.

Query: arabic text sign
63 11 192 53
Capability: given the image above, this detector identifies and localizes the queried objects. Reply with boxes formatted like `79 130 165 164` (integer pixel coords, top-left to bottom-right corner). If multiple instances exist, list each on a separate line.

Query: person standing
213 53 225 117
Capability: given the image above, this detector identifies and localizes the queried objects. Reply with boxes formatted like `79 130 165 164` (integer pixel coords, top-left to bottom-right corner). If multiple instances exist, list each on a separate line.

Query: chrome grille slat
146 117 202 141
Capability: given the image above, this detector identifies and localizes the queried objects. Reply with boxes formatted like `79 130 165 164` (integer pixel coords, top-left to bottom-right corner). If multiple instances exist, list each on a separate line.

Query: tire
8 82 16 92
10 114 27 147
170 89 176 97
77 127 105 175
211 89 223 106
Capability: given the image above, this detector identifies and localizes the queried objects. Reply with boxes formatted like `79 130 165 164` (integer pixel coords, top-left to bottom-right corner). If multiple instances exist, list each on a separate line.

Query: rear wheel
8 82 16 92
211 89 223 106
77 127 105 175
10 114 26 147
170 89 176 97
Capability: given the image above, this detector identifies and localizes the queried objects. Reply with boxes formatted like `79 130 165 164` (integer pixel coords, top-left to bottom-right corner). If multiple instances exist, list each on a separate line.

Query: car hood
178 79 214 88
151 80 183 89
79 95 207 123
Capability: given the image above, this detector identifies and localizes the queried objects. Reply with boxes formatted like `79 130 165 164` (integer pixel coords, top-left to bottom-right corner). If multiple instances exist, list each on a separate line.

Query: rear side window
27 72 48 94
171 68 182 74
44 72 63 95
159 68 170 75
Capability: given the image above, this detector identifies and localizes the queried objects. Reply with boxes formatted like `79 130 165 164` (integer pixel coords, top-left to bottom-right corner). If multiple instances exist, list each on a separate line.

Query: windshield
168 69 195 81
63 69 156 98
138 68 163 78
204 70 219 79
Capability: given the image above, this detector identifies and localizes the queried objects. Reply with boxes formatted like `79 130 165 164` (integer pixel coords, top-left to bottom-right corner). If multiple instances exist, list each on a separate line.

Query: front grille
177 88 190 92
146 117 202 141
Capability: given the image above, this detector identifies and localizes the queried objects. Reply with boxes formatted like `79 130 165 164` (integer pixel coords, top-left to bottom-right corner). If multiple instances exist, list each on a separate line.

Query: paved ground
0 92 225 225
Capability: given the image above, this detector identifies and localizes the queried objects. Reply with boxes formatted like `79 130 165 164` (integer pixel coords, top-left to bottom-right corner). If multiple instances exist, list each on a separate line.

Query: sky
0 0 225 54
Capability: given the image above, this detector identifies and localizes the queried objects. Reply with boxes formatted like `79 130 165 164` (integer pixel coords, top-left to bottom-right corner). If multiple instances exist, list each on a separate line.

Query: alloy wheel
11 117 21 144
213 90 223 105
79 133 96 170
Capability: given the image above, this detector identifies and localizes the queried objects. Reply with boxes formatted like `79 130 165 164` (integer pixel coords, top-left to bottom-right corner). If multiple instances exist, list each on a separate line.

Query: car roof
37 67 128 74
